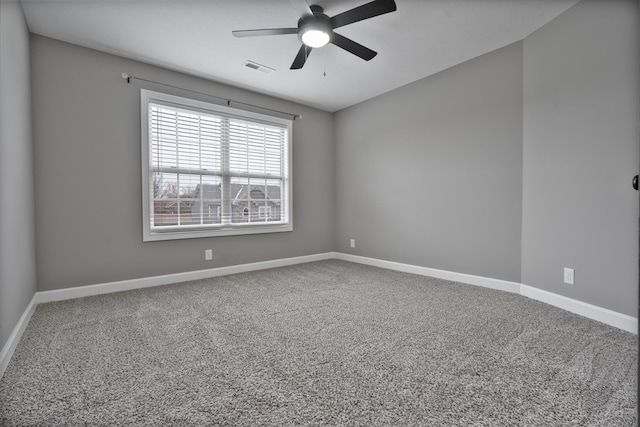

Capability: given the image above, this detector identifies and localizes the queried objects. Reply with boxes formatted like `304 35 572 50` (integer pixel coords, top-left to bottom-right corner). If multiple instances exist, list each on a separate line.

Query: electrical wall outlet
350 239 355 248
563 267 574 285
205 249 213 261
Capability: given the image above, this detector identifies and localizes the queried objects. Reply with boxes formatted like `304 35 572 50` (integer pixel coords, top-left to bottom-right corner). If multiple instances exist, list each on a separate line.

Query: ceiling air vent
244 61 275 74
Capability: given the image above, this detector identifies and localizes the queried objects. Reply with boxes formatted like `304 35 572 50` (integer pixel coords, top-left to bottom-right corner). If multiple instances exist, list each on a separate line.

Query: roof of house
192 183 281 204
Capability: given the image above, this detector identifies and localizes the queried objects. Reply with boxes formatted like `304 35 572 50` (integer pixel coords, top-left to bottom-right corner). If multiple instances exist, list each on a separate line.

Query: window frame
141 89 293 241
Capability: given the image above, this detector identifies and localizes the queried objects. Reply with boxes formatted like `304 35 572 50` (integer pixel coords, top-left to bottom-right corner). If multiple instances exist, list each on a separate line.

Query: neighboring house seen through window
141 89 292 241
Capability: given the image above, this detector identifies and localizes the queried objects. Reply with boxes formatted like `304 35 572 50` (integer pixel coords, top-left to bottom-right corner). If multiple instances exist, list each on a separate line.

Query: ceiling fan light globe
301 30 330 48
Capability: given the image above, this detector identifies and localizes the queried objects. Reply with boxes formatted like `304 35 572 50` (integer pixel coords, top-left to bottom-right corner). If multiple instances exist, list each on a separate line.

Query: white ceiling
20 0 579 112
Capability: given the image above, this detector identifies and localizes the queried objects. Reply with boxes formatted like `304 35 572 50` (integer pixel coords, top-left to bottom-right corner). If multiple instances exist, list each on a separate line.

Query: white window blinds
141 89 292 241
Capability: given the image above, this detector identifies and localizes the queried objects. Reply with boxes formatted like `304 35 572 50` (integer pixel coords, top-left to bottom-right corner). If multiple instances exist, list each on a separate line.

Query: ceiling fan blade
288 0 314 17
232 28 298 38
330 0 397 29
290 44 312 69
331 33 377 61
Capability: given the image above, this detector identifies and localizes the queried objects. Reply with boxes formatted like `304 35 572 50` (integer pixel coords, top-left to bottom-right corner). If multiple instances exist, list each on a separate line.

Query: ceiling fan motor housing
298 6 333 47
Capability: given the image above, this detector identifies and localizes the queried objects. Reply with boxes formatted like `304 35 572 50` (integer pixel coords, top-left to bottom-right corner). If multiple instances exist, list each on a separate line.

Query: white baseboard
335 253 637 334
32 251 640 334
520 284 638 334
335 253 522 294
0 294 37 380
2 251 636 380
37 252 336 304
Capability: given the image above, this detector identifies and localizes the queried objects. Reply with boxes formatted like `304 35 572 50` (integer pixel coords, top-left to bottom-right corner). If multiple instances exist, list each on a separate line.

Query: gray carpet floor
0 260 637 426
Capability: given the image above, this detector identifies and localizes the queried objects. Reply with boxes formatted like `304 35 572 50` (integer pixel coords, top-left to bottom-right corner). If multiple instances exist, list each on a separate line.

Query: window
141 90 292 241
259 205 272 219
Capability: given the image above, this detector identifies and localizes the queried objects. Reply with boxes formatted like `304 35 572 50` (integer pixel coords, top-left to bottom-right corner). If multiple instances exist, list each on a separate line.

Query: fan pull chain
323 50 327 77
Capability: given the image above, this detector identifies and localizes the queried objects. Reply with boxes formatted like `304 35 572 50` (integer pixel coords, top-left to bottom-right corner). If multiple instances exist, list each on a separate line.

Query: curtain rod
121 73 301 120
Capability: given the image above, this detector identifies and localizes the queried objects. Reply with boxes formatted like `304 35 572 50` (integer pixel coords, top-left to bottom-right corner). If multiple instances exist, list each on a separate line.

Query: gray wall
0 2 37 350
334 0 639 316
31 35 335 291
335 42 524 283
522 0 639 316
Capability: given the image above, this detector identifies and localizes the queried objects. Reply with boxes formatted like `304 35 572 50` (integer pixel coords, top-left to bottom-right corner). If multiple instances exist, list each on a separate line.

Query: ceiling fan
232 0 397 70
